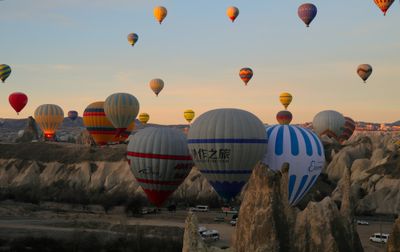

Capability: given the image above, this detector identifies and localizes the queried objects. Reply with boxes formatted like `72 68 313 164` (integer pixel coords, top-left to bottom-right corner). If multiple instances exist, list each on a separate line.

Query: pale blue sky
1 1 399 124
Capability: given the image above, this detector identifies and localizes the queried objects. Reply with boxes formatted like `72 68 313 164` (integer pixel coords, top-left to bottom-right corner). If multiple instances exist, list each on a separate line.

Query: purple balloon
68 110 78 121
298 3 317 27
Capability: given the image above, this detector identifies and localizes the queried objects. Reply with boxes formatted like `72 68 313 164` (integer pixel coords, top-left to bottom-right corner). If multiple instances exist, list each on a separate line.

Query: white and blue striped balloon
263 125 325 206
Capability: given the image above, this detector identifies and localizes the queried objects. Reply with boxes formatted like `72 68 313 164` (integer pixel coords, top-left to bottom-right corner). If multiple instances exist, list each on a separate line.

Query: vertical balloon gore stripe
288 175 296 200
297 127 313 156
288 126 299 156
292 175 309 204
295 175 317 205
275 126 284 155
307 129 322 156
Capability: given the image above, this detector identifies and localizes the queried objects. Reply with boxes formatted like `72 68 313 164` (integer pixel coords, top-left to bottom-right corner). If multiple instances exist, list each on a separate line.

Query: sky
0 0 399 124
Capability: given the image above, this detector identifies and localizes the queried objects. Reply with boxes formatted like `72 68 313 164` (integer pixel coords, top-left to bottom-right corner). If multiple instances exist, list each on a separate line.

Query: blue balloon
298 3 317 27
68 110 78 121
262 125 325 206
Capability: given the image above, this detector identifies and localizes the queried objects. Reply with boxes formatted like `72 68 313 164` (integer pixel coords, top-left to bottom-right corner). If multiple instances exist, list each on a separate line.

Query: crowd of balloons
0 1 393 207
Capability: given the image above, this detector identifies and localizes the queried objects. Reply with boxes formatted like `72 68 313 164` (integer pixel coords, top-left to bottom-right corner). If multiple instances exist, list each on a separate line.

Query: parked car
230 218 238 226
357 220 369 225
369 233 389 243
189 205 209 212
198 226 207 235
201 230 220 242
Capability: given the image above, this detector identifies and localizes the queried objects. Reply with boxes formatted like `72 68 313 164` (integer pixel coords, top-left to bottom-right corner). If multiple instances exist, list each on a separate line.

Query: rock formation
15 116 40 143
387 217 400 252
182 212 232 252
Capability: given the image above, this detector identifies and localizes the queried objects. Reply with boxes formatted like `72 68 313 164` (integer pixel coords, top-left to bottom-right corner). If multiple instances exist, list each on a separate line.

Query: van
190 205 209 212
369 233 389 243
200 230 220 242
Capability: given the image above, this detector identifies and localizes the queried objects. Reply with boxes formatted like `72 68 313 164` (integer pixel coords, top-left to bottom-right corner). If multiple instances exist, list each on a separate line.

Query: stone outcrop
387 217 400 252
15 116 40 143
192 163 363 252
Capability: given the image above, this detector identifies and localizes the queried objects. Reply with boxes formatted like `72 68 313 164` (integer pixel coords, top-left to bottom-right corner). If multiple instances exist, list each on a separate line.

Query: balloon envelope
374 0 394 15
312 110 345 141
34 104 64 140
339 117 356 143
127 127 193 207
184 109 195 123
298 3 317 27
104 93 140 136
239 68 253 85
68 111 78 121
226 6 239 22
357 64 373 83
127 33 139 47
276 110 293 125
263 125 325 205
138 113 150 124
149 79 164 96
187 108 267 201
279 92 293 109
0 64 11 83
83 101 116 146
9 92 28 114
154 6 167 24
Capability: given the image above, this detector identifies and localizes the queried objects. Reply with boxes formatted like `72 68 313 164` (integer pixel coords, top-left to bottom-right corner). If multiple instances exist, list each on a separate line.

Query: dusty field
357 220 395 252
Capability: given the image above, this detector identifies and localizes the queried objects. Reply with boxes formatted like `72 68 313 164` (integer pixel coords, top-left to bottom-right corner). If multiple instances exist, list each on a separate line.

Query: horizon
1 1 399 124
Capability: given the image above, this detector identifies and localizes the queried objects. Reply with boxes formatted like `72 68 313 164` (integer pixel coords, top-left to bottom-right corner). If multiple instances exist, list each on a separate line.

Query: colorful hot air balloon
104 93 140 137
67 110 78 121
187 108 267 201
239 68 253 85
339 117 356 143
374 0 394 15
127 127 193 207
298 3 317 27
279 92 293 109
226 6 239 22
9 92 28 115
154 6 168 24
357 64 373 83
127 33 139 47
34 104 64 140
312 110 345 141
276 110 293 125
139 113 150 124
83 102 117 145
0 64 12 83
184 109 195 123
263 125 325 205
149 78 164 96
115 120 136 142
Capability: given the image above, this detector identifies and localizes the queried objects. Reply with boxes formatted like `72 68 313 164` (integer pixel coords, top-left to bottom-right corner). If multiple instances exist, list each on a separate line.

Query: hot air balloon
226 6 239 22
239 68 253 85
115 120 136 142
339 117 356 143
104 93 140 137
154 6 167 24
279 92 293 109
0 64 11 83
263 125 325 205
374 0 394 15
312 110 345 141
276 110 293 125
357 64 373 83
149 79 164 96
9 92 28 115
184 109 195 123
34 104 64 140
298 3 317 27
139 113 150 124
127 33 139 47
83 101 116 146
187 108 267 201
127 127 193 207
68 111 78 121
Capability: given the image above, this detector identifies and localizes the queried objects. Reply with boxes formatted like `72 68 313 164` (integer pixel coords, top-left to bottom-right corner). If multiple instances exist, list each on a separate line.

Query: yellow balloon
184 109 195 123
154 6 167 24
279 92 293 110
139 113 150 124
34 104 64 140
149 78 164 96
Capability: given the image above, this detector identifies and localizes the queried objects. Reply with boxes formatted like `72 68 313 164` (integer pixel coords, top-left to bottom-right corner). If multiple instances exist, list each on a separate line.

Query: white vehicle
369 233 389 243
201 229 220 242
198 226 207 235
357 220 369 225
230 218 237 226
190 205 209 212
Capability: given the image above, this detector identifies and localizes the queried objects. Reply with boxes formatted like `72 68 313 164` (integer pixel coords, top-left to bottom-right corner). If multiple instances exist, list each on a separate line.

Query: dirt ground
0 201 395 250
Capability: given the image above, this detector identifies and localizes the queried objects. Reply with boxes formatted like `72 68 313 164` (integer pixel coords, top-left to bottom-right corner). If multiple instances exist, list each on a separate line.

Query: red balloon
9 92 28 115
276 110 292 125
